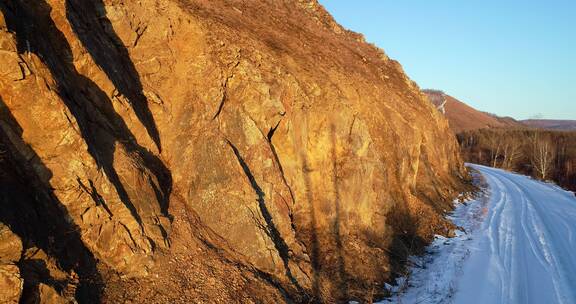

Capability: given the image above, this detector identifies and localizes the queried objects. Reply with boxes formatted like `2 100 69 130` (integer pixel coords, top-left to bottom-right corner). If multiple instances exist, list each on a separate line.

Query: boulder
0 223 22 264
0 264 23 304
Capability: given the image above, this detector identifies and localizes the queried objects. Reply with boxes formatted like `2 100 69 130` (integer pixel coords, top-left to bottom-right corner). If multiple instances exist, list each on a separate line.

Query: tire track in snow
385 164 576 304
461 165 576 304
499 172 576 304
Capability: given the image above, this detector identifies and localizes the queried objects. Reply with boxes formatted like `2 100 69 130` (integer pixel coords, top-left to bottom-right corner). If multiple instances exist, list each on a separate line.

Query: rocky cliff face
0 1 466 303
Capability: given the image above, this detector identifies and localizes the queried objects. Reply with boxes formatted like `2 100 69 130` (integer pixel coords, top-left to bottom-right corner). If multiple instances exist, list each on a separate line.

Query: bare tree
501 138 522 170
566 160 574 180
530 132 555 180
456 129 576 191
486 133 502 168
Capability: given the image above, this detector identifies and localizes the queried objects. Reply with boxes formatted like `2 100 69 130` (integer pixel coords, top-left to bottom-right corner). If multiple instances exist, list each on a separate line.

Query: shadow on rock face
0 0 172 228
330 124 348 301
66 0 162 152
0 96 103 303
0 0 175 301
19 258 68 303
227 139 311 302
299 149 322 302
294 124 349 303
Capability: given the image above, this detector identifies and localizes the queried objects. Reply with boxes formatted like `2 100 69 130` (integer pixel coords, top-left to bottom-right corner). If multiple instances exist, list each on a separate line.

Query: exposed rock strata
0 0 466 302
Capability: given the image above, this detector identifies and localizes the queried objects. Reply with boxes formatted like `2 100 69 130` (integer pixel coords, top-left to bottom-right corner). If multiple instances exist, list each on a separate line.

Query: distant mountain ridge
521 119 576 131
423 89 574 132
422 90 521 133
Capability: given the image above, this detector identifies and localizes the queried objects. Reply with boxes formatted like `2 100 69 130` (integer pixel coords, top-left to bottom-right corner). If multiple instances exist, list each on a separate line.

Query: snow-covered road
385 164 576 304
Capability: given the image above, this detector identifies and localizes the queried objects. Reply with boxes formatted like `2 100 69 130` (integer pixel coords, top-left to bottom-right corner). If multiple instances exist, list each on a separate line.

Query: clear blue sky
319 1 575 120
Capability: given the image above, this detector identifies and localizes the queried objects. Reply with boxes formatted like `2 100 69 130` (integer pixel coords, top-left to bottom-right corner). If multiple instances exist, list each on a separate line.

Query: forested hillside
458 129 576 191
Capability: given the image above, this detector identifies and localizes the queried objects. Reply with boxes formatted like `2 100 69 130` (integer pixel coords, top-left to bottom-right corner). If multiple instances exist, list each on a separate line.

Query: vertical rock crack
226 139 305 295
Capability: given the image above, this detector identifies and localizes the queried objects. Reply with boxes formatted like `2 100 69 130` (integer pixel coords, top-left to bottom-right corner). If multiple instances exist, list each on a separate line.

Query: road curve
453 164 576 304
